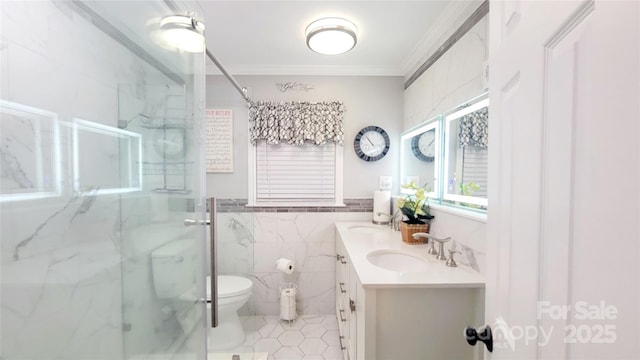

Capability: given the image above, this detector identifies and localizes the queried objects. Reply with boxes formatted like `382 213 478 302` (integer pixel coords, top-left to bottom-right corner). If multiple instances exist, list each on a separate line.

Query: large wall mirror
443 94 488 209
399 93 489 212
399 116 440 196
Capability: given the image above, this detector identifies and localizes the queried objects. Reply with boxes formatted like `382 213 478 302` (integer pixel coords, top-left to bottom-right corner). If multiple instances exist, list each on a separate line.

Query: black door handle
465 325 493 352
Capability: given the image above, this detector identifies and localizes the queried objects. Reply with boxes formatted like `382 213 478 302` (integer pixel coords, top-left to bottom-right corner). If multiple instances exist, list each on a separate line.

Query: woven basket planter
399 221 430 244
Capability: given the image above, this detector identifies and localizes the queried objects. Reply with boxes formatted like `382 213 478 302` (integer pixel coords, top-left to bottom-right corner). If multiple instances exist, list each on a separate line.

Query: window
248 141 344 206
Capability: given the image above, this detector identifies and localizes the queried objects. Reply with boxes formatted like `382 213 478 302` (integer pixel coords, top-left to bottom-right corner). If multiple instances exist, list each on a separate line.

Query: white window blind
255 142 338 203
462 146 488 197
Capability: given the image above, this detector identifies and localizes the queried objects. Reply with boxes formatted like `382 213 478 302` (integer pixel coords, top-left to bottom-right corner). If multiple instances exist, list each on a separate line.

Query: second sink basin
366 249 429 273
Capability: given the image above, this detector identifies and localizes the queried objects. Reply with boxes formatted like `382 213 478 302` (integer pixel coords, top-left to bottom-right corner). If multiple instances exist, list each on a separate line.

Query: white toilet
150 240 253 350
207 275 253 350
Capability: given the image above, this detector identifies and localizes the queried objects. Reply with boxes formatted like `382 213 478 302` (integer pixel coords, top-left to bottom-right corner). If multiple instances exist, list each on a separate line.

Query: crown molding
206 64 404 77
400 0 485 79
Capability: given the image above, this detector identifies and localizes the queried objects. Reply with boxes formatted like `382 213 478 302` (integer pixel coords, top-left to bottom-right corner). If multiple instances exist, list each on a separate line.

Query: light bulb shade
306 18 357 55
158 15 205 53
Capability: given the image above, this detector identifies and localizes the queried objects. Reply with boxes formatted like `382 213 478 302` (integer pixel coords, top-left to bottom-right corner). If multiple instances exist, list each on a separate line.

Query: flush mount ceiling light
305 17 357 55
157 14 205 53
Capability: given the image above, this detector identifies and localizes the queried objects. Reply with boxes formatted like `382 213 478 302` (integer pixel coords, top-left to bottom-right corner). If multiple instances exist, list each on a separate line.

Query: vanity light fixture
156 14 205 53
305 17 357 55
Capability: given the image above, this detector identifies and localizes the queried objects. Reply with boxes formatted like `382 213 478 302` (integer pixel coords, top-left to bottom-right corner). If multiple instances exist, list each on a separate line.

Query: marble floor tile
299 338 328 356
229 315 343 360
277 331 305 346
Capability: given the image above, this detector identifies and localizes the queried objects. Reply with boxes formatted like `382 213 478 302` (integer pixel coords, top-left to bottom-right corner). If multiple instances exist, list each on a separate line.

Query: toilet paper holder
280 282 297 325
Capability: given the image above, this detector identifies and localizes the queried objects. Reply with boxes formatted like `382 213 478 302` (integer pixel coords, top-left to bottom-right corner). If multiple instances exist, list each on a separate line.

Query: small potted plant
397 181 435 244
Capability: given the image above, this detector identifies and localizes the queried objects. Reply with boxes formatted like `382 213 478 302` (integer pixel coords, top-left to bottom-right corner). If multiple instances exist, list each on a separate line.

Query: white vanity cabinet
335 236 356 359
334 222 486 360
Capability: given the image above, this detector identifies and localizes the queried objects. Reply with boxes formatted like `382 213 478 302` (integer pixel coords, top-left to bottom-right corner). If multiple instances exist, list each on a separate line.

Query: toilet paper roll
275 258 295 274
373 190 391 224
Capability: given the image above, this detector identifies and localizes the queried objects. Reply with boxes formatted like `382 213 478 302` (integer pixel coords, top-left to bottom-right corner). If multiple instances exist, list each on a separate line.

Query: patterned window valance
458 106 489 149
249 101 344 146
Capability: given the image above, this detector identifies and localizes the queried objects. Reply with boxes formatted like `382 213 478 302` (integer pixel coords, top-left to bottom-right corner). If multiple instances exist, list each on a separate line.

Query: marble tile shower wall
1 2 195 359
1 195 124 360
1 3 124 359
215 199 373 316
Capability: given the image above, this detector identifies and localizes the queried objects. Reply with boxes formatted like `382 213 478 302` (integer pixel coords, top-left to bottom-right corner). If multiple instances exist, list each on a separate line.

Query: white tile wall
218 211 372 316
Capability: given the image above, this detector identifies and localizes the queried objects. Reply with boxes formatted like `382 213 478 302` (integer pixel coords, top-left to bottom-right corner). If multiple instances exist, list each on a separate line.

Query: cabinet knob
464 325 493 352
349 298 356 312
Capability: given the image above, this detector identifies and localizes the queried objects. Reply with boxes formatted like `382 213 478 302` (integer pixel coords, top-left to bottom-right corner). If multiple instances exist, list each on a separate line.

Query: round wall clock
353 126 390 162
411 130 435 162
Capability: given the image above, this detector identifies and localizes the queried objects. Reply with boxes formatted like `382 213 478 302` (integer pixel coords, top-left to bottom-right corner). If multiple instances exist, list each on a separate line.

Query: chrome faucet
412 232 436 255
412 231 430 243
412 233 451 260
446 249 461 267
375 212 399 231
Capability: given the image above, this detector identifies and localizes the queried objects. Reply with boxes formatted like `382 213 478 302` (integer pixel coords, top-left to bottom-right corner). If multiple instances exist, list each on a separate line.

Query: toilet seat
206 275 253 299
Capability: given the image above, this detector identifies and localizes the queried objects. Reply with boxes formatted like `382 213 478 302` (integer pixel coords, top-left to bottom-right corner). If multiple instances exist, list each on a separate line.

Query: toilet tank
151 240 196 299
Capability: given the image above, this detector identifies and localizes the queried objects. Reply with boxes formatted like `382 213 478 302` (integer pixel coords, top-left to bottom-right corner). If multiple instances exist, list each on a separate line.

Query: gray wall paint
206 75 404 199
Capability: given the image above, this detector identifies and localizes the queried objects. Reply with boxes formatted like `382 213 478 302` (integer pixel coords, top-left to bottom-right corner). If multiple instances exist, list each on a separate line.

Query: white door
484 0 639 358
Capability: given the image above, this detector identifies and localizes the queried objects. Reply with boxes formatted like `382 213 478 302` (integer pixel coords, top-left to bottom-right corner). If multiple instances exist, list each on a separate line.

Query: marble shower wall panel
215 213 255 276
1 1 188 359
0 101 61 201
1 259 122 359
1 1 122 124
1 37 7 96
1 195 124 360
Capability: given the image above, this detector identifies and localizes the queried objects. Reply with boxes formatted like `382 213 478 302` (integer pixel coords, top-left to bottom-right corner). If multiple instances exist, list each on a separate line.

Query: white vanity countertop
335 222 485 289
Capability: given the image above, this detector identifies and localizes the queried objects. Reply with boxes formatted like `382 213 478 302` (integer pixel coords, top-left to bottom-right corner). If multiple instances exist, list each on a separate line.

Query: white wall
404 17 488 129
206 75 405 199
403 16 489 274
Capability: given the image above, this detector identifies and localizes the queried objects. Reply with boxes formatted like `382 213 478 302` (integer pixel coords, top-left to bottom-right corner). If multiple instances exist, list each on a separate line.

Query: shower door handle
183 197 218 328
209 197 218 328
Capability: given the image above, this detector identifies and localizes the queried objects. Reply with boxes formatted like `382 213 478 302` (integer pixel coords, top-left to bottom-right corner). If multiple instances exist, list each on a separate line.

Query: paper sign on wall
205 109 233 173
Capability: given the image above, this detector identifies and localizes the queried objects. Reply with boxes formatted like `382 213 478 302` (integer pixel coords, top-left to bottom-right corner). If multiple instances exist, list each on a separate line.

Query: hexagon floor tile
212 315 344 360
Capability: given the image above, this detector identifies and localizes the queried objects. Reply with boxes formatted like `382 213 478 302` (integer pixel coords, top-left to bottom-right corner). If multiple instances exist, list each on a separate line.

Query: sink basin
348 225 386 234
366 250 429 272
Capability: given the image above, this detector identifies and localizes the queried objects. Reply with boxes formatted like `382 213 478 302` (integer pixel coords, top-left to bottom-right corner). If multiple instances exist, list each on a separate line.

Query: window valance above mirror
249 101 344 146
458 106 488 149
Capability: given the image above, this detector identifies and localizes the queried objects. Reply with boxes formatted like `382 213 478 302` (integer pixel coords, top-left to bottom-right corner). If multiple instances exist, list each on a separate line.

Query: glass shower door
87 2 210 360
0 1 208 359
